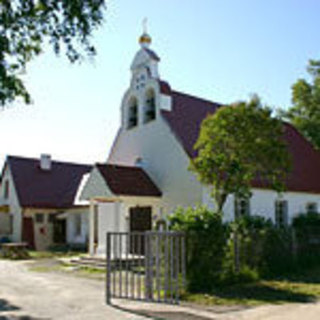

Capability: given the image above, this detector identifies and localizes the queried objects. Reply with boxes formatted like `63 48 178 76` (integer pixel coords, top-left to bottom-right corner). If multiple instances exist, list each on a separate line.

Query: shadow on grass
209 282 317 304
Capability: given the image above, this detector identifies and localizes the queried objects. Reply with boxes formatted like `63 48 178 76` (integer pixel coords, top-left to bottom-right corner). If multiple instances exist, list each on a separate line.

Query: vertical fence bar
125 233 129 298
181 233 186 290
106 233 111 304
130 233 134 299
138 233 142 300
175 234 180 304
164 232 169 302
150 233 154 301
170 234 174 302
113 233 117 297
156 233 161 301
145 233 152 300
119 233 122 298
133 233 136 300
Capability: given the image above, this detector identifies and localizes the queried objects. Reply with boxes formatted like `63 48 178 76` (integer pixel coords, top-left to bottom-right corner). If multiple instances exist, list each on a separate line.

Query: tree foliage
190 97 291 212
0 0 106 106
282 60 320 149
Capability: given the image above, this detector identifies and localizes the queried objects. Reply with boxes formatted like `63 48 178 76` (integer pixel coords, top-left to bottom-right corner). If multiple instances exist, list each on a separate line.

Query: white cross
142 17 148 34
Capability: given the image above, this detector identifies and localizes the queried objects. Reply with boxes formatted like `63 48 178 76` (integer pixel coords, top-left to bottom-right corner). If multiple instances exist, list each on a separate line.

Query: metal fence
106 231 186 305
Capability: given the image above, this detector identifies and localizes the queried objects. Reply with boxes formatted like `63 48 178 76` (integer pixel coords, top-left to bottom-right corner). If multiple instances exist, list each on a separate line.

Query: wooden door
129 206 152 254
53 219 66 244
22 217 35 249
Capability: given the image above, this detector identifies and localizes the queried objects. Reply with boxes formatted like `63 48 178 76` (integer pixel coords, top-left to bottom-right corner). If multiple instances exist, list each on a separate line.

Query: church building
81 30 320 256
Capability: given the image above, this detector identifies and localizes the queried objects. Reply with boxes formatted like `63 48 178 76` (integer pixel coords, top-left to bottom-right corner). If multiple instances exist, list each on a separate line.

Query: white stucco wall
91 197 162 257
80 167 114 201
0 164 22 241
202 187 320 223
66 209 89 245
94 201 123 256
108 116 202 216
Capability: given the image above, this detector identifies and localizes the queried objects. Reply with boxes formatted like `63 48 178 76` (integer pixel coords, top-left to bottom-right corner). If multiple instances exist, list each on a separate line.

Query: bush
169 206 229 292
228 215 294 277
292 212 320 267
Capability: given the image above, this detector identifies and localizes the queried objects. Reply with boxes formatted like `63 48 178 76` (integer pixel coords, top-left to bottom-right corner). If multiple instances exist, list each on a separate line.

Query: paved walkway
0 259 320 320
114 298 320 320
0 260 146 320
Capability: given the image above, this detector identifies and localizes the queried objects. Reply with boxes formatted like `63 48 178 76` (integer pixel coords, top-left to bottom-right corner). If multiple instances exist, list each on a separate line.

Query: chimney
40 154 52 171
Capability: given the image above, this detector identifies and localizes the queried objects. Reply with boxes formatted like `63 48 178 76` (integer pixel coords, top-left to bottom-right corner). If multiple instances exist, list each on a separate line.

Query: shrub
169 206 229 292
292 212 320 267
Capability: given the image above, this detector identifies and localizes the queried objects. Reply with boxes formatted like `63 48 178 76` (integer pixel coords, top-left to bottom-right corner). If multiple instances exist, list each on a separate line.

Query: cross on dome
139 18 152 48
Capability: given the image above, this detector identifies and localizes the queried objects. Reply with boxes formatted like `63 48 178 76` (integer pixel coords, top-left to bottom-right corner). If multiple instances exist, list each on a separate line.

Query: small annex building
0 155 91 250
81 30 320 256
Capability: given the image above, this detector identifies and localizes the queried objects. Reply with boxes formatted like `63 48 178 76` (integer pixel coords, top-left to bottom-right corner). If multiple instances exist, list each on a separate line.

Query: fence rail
106 231 186 305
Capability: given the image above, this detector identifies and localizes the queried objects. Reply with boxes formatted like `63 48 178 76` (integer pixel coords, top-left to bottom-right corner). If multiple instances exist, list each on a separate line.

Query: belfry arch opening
127 96 138 129
144 89 156 123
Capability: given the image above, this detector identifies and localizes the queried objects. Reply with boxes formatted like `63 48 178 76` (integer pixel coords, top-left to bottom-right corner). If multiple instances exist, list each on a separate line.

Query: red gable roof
160 82 320 194
96 164 161 197
161 89 220 158
6 156 91 208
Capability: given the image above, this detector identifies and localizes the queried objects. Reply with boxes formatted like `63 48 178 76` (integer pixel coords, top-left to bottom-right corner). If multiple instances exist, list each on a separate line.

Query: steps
70 256 106 269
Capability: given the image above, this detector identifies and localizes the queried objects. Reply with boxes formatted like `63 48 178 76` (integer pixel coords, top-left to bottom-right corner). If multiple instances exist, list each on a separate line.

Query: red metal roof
6 156 92 208
160 83 320 194
96 164 161 197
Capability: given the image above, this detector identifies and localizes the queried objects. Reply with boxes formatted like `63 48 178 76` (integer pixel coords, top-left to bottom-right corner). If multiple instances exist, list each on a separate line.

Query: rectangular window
275 200 288 227
234 197 250 219
74 214 81 237
306 202 318 214
48 215 55 223
4 180 9 199
35 213 44 223
9 214 13 234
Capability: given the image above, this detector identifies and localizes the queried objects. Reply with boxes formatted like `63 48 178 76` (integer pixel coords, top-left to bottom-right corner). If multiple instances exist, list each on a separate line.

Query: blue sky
1 0 319 168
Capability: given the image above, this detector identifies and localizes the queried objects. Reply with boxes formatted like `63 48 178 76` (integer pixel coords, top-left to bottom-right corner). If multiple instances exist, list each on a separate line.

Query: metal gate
106 231 186 304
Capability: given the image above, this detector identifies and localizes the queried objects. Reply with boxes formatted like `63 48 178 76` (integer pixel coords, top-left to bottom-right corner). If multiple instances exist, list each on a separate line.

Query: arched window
127 97 138 129
144 89 156 123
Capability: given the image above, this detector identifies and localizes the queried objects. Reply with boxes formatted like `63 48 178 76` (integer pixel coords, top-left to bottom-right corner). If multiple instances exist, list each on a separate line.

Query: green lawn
183 266 320 306
28 250 84 260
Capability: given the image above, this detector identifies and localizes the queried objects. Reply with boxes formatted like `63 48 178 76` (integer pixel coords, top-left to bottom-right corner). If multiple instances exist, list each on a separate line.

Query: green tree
0 0 106 106
190 97 291 213
282 60 320 149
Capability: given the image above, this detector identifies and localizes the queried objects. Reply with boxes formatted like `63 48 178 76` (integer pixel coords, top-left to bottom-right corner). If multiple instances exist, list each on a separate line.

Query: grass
29 260 106 280
182 266 320 306
28 250 85 260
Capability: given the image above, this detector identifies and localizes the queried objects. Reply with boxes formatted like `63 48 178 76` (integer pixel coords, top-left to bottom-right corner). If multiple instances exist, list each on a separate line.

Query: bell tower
130 19 160 89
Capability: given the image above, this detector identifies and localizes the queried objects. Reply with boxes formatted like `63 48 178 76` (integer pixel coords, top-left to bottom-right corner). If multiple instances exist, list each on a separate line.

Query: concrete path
0 259 320 320
114 298 320 320
0 260 146 320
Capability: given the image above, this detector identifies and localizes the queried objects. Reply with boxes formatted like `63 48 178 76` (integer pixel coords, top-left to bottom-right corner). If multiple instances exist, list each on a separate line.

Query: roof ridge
96 163 141 170
7 155 92 167
172 90 222 107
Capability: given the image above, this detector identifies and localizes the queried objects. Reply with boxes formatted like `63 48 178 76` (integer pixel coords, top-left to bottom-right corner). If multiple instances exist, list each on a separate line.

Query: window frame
234 197 250 219
35 213 44 223
306 202 318 214
4 180 9 199
275 200 288 228
74 214 82 237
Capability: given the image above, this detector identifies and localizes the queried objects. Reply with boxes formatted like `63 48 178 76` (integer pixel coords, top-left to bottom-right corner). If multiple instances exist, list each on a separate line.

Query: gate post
106 232 111 304
145 233 153 300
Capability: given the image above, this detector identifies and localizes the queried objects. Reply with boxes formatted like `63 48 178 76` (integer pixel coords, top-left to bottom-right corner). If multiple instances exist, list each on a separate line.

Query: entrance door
53 219 66 244
129 206 152 254
22 217 35 249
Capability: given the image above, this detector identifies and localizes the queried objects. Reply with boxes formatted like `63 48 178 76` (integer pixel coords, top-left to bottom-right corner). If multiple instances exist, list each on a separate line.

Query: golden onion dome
139 32 152 47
